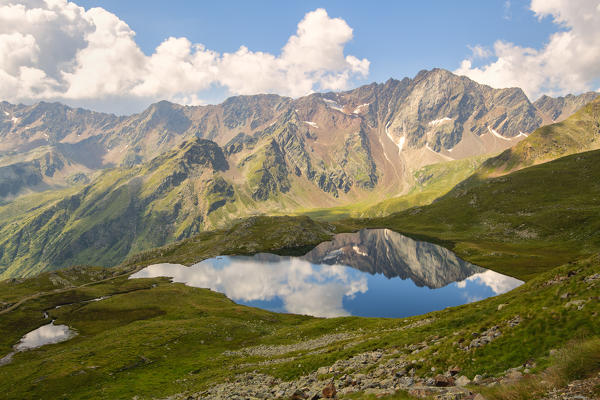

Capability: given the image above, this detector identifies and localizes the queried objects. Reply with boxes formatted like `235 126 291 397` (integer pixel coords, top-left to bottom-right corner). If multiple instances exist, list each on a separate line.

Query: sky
1 0 600 114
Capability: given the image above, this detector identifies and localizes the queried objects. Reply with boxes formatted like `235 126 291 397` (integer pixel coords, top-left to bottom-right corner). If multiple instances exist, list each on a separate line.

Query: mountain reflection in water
130 229 523 318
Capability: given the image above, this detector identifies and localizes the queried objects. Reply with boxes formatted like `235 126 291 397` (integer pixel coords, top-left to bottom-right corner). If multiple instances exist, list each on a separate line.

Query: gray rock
455 376 471 386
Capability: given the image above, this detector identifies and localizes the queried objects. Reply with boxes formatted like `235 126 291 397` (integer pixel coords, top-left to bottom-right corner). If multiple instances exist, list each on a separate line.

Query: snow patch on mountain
488 126 511 141
352 103 370 114
385 123 406 153
303 121 318 128
428 117 452 126
323 98 344 112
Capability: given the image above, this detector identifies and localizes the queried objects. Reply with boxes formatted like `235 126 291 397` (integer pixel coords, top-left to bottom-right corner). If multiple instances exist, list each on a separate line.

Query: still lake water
0 321 76 366
14 322 75 351
131 229 523 318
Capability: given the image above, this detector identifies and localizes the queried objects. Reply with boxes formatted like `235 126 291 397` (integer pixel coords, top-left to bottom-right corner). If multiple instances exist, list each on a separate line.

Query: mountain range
1 69 596 200
0 69 597 278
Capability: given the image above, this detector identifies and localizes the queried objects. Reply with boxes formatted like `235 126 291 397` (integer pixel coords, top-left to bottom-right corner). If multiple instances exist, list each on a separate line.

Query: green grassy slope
117 149 600 283
1 143 600 398
0 240 597 399
481 97 600 175
361 155 487 218
357 149 600 281
0 138 234 279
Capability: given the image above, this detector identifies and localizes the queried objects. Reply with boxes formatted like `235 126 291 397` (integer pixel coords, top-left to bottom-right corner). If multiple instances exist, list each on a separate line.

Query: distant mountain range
1 68 596 200
0 69 598 278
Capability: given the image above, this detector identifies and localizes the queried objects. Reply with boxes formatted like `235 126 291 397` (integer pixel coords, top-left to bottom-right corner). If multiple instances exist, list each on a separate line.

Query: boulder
455 375 471 386
434 374 455 387
322 383 336 398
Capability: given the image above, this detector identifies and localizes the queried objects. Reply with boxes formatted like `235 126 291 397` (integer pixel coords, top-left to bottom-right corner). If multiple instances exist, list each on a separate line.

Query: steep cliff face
303 228 483 288
481 97 600 175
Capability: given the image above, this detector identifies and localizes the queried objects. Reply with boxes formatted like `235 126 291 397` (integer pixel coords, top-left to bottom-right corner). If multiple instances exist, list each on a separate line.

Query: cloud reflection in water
131 258 368 317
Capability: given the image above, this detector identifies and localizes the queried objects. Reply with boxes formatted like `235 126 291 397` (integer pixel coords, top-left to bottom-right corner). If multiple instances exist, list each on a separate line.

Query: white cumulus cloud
456 0 600 100
0 1 369 112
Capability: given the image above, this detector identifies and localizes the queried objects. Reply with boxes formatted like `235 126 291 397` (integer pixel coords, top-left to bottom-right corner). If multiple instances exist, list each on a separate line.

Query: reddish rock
434 374 455 387
291 389 308 399
322 382 337 398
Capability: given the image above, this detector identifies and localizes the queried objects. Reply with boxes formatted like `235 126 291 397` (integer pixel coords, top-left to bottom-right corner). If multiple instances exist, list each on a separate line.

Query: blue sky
1 0 599 112
77 0 558 87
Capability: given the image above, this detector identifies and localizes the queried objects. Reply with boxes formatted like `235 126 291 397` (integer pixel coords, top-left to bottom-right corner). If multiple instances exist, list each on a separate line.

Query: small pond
0 321 76 366
15 321 76 351
130 229 523 318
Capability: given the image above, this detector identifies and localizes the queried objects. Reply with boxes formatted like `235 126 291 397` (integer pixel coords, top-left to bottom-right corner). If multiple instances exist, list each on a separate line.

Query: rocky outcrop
223 133 257 155
204 177 235 214
249 140 290 201
339 128 378 189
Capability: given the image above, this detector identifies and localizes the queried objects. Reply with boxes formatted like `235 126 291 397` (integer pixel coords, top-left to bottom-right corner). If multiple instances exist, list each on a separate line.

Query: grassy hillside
361 156 487 218
118 149 600 283
481 97 600 175
0 138 237 279
358 149 600 281
0 237 597 399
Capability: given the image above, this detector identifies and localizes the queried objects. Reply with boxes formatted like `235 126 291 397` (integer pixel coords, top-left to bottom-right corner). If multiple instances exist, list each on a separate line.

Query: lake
130 229 523 318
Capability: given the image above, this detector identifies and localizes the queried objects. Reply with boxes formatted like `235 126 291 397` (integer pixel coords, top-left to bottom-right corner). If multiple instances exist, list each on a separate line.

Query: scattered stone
539 371 600 400
564 299 587 310
223 332 357 358
507 315 521 327
503 369 523 383
455 376 471 386
291 389 308 399
584 273 600 282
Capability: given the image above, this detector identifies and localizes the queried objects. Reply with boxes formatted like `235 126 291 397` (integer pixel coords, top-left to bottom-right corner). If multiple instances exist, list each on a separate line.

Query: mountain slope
362 148 600 280
480 96 600 175
1 71 599 278
1 69 593 200
361 95 600 218
0 138 232 278
534 91 599 123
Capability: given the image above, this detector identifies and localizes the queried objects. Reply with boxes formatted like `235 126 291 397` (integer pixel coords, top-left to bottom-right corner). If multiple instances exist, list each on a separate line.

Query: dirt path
0 267 141 316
